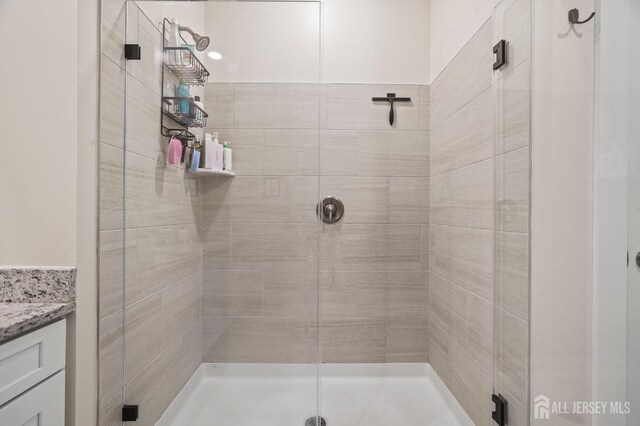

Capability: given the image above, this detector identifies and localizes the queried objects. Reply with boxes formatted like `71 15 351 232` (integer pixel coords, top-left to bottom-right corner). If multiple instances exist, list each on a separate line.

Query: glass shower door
492 0 532 424
119 1 322 425
121 2 205 423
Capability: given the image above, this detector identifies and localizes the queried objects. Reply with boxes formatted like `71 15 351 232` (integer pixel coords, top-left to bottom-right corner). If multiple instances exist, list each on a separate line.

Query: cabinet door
0 320 66 406
0 370 65 426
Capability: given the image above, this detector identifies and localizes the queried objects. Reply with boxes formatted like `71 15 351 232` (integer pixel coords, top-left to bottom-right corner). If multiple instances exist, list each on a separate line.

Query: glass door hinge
493 39 507 70
125 44 141 60
492 393 508 426
122 404 139 422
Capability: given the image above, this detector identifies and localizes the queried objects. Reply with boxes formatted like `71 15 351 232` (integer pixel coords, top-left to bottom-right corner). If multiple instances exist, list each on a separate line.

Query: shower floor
156 363 472 426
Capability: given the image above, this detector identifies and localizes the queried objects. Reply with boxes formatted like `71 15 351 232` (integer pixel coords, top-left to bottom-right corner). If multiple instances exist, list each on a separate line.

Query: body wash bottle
189 139 201 172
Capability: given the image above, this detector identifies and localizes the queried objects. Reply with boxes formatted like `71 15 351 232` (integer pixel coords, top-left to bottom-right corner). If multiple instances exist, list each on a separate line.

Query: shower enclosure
98 0 533 425
95 0 640 424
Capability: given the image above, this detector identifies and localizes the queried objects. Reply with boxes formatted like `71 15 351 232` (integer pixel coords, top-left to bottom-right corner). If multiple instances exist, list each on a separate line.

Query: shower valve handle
325 203 336 222
318 196 344 224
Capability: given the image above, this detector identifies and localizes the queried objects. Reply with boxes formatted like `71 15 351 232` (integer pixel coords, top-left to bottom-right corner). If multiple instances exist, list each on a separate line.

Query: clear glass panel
317 26 430 426
493 0 532 424
122 1 321 425
593 0 640 424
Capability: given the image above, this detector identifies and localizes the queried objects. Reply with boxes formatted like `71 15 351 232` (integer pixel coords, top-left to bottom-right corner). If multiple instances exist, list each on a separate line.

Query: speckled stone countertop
0 302 76 342
0 267 76 343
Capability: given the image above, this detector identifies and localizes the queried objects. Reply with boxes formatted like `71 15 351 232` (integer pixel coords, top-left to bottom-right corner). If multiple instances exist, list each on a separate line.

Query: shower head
194 34 210 51
179 26 210 51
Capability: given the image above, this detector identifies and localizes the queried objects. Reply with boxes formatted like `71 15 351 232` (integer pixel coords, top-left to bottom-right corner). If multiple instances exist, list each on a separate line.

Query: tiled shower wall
201 83 430 363
428 21 496 426
99 2 203 425
429 1 530 423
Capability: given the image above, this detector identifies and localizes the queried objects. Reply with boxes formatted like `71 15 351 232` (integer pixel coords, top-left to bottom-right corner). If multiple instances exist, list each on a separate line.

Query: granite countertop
0 302 75 343
0 267 77 343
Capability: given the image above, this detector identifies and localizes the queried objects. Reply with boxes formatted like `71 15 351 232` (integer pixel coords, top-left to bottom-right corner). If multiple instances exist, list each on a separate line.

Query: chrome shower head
193 34 210 51
179 26 210 51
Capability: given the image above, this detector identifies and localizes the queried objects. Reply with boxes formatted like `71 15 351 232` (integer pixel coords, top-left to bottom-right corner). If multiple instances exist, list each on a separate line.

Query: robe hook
568 8 595 25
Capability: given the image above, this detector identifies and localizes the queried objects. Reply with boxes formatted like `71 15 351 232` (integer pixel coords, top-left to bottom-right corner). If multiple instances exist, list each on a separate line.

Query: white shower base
156 363 472 426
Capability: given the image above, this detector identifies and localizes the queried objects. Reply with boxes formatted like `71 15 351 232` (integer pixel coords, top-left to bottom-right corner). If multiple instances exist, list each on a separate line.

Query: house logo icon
534 394 550 420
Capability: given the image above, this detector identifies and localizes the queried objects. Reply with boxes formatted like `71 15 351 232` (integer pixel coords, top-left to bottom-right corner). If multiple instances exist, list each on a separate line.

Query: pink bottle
167 136 183 165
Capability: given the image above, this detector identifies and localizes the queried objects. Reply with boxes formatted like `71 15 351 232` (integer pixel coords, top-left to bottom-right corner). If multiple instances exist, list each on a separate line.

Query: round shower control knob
305 416 327 426
318 196 344 224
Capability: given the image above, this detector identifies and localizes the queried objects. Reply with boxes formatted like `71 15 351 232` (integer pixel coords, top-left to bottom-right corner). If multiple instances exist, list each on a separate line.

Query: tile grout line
430 84 492 131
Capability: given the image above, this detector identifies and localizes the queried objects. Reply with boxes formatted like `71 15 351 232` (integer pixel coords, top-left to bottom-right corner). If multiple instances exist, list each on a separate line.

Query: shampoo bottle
175 79 189 115
168 18 180 47
194 96 204 123
168 18 181 63
203 133 214 169
223 142 232 171
213 132 223 170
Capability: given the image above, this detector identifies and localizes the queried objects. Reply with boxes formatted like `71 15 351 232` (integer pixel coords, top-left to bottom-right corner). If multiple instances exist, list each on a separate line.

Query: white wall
204 2 321 82
530 1 594 424
141 0 430 84
592 0 630 423
0 1 94 425
323 0 430 84
137 1 205 37
73 0 99 423
0 0 78 266
430 0 496 82
593 1 640 424
626 2 640 419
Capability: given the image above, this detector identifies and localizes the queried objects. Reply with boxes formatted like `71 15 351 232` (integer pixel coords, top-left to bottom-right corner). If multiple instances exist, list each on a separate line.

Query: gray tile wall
429 3 530 423
201 82 430 364
429 20 496 426
98 2 203 425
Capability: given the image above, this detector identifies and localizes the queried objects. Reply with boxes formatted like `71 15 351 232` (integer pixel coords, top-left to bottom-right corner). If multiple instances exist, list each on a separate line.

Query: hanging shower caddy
160 18 210 141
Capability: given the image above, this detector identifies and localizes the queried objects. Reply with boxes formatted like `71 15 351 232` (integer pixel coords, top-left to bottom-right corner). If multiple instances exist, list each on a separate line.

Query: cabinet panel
0 320 66 406
0 370 65 426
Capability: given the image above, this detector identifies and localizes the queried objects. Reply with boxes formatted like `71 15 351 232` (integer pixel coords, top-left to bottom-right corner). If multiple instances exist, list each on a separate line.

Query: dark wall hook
372 93 412 126
568 8 595 25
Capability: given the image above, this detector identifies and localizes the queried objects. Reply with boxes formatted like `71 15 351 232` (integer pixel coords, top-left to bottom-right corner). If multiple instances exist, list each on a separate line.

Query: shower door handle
318 196 344 224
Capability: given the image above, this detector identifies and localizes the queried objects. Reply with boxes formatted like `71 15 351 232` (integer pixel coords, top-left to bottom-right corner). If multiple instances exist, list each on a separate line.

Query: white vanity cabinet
0 320 66 426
